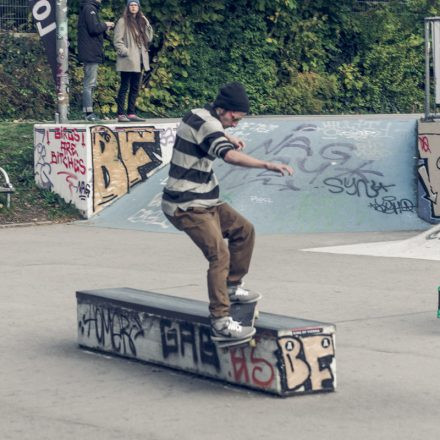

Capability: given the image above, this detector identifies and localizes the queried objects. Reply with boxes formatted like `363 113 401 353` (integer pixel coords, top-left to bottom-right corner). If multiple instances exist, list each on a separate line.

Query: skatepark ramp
77 288 336 396
80 114 429 234
35 115 431 234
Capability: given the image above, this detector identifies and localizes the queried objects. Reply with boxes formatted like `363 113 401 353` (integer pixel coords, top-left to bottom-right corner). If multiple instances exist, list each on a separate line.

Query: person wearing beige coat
113 0 153 122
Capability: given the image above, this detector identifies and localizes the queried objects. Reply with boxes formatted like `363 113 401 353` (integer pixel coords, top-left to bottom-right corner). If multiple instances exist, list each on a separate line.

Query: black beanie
213 82 250 113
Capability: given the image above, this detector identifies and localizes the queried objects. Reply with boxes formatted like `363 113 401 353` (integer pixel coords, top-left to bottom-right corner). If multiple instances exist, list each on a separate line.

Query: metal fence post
56 0 69 123
425 18 431 120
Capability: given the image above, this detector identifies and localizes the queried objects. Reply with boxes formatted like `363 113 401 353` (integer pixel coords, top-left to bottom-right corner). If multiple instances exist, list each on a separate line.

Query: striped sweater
161 105 235 216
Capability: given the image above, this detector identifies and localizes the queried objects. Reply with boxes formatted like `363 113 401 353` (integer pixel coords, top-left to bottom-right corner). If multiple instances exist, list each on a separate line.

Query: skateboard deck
213 300 259 349
216 335 254 349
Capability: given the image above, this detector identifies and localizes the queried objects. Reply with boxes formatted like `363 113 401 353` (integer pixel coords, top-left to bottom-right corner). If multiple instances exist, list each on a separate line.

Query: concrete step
76 287 336 396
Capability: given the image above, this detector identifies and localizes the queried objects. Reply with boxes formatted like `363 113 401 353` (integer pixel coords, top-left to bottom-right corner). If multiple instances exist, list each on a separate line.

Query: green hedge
0 33 56 120
0 0 437 120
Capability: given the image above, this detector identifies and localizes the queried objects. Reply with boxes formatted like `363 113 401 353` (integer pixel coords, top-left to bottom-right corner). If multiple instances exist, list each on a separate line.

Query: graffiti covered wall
34 122 178 217
35 116 430 232
86 115 428 234
218 117 427 233
417 121 440 224
34 125 91 213
76 288 336 396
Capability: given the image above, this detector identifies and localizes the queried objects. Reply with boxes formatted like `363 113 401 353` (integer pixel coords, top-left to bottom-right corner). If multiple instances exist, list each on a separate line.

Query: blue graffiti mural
85 116 429 234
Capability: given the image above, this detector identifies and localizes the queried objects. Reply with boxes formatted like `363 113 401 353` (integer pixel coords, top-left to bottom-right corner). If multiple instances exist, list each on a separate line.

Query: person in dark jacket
77 0 114 121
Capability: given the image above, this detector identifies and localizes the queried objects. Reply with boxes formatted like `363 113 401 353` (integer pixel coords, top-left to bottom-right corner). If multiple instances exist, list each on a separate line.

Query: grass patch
0 122 82 224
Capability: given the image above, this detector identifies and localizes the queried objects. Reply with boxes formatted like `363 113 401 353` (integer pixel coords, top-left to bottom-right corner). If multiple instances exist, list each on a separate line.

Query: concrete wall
34 122 178 217
417 121 440 224
85 115 429 234
221 116 428 233
36 115 430 233
77 288 336 396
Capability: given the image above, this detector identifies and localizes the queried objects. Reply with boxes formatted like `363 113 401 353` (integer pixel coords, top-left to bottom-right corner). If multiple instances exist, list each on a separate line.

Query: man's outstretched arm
223 149 293 176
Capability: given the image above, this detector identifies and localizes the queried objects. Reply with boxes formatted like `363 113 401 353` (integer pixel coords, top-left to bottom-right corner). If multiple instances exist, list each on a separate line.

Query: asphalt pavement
1 223 439 440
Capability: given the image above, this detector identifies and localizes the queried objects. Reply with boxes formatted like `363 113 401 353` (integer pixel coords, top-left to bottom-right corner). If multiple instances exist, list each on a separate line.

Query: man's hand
226 134 246 151
106 21 114 29
265 162 294 176
223 149 294 175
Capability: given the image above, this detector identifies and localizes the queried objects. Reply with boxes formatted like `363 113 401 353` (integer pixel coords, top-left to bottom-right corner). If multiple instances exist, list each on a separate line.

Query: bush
0 33 56 120
0 0 437 120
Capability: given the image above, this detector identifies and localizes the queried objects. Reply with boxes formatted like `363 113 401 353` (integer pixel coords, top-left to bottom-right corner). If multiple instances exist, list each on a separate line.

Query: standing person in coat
77 0 114 122
113 0 153 122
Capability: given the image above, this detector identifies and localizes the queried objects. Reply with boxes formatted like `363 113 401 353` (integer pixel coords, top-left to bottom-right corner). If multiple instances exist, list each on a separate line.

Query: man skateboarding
162 82 293 342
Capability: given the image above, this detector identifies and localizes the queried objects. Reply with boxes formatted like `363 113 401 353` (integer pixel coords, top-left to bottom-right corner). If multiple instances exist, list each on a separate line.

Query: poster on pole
29 0 57 84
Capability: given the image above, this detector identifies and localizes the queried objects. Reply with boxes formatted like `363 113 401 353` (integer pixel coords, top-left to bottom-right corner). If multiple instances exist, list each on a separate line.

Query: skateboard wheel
249 339 256 348
255 310 259 319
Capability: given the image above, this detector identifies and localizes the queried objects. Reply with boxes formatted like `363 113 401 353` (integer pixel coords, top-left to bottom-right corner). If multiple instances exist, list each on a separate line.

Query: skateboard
214 298 260 350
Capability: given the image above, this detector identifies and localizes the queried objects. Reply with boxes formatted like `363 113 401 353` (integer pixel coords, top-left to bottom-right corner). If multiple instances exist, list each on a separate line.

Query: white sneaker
228 284 262 303
211 316 255 340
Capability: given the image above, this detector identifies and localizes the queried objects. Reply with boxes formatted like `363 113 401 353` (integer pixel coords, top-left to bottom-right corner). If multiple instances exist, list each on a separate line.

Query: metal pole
56 0 69 123
425 18 431 121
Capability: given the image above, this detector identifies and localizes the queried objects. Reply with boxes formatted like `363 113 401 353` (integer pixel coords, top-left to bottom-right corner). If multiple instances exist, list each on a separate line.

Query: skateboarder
162 82 293 341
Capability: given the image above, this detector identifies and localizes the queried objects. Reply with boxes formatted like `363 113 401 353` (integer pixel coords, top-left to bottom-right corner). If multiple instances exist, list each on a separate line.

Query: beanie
213 82 250 113
127 0 140 5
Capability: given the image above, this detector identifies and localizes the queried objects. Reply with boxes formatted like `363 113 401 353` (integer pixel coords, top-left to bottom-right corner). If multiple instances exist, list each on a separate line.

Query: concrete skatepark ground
1 223 439 440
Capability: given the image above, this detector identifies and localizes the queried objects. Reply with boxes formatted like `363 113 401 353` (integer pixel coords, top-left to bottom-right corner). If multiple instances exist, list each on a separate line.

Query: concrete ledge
76 287 337 396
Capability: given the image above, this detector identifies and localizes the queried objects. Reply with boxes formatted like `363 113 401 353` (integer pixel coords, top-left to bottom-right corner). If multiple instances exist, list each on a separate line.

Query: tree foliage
0 0 439 120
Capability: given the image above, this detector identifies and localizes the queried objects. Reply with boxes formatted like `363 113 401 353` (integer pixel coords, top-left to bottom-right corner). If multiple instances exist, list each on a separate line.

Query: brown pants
165 203 255 318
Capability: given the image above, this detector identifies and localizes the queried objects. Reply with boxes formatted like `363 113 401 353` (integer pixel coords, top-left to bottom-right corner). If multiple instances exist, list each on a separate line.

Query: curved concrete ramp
304 225 440 261
82 165 172 232
83 115 429 234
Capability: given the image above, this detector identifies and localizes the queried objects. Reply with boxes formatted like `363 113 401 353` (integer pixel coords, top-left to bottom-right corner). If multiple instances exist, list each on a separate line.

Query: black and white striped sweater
161 105 235 216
